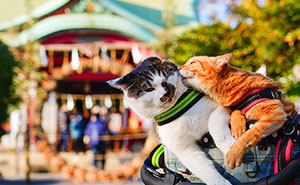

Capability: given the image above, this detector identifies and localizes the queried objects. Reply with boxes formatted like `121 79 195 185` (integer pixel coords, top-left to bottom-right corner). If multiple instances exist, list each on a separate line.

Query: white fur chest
157 95 219 145
155 94 235 185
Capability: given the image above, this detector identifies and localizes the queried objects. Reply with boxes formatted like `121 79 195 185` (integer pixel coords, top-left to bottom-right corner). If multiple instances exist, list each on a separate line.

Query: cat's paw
231 123 246 139
230 110 246 139
225 144 245 169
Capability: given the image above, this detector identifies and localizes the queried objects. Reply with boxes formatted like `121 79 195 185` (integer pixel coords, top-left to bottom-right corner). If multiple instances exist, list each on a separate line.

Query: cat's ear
215 53 234 69
107 77 128 91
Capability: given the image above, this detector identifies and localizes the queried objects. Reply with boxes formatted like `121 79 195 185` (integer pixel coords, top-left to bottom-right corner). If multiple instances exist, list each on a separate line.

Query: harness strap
274 137 296 185
148 144 165 169
230 88 281 113
154 89 204 126
199 114 300 149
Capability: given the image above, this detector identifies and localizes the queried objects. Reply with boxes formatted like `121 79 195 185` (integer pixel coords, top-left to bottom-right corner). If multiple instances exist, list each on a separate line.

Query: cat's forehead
130 57 177 77
187 56 215 64
144 57 176 70
151 73 167 84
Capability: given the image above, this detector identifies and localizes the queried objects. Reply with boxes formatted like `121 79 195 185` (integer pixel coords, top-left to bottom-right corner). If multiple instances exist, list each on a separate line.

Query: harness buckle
244 148 258 178
283 126 295 136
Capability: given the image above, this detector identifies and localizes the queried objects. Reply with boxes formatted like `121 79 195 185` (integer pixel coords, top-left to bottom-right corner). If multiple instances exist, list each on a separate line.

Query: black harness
198 114 300 179
198 114 300 149
250 115 300 145
229 88 282 112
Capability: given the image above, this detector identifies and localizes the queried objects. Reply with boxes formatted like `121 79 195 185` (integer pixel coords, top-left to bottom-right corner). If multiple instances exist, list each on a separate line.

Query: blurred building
0 0 200 143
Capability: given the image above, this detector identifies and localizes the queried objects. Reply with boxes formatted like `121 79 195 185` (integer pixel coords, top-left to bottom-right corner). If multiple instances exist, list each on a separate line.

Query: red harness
230 88 269 113
230 88 296 184
229 88 281 113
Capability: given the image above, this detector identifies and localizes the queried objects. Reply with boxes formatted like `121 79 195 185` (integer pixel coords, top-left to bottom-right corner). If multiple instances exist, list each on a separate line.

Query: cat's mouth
179 69 195 86
179 69 194 79
160 82 175 103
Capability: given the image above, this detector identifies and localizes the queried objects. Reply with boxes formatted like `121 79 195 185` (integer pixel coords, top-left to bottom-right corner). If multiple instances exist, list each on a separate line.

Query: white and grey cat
107 56 236 185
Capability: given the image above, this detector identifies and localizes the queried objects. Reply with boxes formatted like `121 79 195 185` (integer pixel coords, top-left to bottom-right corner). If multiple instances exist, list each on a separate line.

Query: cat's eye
145 88 155 92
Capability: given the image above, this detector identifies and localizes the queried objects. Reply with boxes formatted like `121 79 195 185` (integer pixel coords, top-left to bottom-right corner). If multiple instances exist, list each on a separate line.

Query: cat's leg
230 110 246 139
225 100 287 169
163 138 232 185
158 121 232 185
208 106 236 155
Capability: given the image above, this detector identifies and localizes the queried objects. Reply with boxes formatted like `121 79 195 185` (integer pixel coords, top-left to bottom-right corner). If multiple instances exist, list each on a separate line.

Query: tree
0 41 19 136
162 0 300 98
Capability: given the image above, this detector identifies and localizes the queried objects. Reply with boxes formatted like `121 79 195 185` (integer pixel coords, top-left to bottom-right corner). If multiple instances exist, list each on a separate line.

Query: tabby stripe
152 144 164 168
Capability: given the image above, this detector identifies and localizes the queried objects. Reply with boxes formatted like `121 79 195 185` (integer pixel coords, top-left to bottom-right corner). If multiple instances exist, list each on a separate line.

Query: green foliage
0 41 19 135
161 0 300 97
14 41 48 99
12 41 48 120
164 23 233 65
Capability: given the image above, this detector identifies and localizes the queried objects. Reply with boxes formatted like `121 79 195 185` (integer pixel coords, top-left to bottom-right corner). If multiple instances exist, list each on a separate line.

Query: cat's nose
178 65 184 70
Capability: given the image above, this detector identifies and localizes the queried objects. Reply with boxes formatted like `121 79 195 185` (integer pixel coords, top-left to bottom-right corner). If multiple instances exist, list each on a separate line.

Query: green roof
10 13 156 46
100 0 199 33
0 0 72 30
112 0 197 27
2 0 199 45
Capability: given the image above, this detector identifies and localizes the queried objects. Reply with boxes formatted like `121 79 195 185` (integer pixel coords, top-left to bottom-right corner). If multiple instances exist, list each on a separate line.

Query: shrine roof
10 13 156 46
100 0 199 31
2 0 200 46
1 0 199 31
0 0 72 30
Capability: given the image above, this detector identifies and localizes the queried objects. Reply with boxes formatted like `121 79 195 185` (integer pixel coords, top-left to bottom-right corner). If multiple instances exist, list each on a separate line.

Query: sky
197 0 263 28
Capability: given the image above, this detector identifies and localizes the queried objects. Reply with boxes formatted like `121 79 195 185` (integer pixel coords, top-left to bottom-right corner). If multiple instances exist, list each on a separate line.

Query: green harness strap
154 89 204 126
148 144 165 168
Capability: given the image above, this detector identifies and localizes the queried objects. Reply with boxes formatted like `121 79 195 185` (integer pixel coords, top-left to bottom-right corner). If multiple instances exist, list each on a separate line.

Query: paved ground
0 148 143 185
1 181 143 185
1 174 143 185
1 175 143 185
1 173 144 185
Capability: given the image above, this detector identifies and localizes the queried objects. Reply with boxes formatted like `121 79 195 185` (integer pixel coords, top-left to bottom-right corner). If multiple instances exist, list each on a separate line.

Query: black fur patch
117 56 178 98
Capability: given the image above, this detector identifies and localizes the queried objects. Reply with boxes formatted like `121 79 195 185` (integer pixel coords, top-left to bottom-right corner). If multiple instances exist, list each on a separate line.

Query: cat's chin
160 94 175 105
159 92 180 110
160 98 173 105
181 78 193 88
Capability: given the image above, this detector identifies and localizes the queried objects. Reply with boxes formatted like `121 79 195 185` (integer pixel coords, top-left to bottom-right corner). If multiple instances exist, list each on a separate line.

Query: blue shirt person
56 104 69 152
69 113 85 153
84 113 108 169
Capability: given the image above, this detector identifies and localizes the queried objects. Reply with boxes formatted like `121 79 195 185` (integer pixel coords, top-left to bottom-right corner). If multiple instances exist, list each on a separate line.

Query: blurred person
69 112 85 154
41 94 58 144
84 113 108 169
108 110 123 152
9 108 26 150
99 106 110 123
56 104 69 152
82 109 90 128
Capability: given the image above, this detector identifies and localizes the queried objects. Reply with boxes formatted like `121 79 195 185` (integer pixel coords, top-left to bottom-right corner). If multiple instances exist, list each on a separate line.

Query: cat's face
179 54 233 91
107 56 186 118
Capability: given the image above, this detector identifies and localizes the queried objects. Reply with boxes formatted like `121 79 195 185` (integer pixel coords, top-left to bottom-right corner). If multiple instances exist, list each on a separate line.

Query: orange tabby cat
179 54 297 169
